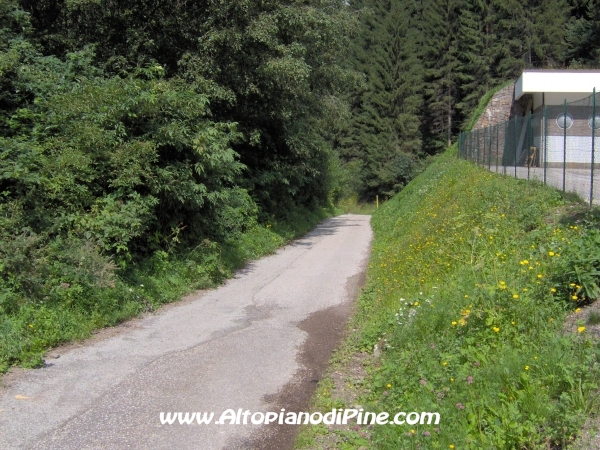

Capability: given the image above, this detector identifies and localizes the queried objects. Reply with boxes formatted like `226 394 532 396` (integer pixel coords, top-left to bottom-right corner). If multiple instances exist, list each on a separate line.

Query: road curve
0 214 372 450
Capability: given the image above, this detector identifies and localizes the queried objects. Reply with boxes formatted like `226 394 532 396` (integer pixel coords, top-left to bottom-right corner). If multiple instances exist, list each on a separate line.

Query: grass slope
300 148 600 449
0 207 334 373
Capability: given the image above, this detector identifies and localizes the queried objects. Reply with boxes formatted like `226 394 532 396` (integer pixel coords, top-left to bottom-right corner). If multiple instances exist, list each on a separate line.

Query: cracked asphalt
0 214 372 450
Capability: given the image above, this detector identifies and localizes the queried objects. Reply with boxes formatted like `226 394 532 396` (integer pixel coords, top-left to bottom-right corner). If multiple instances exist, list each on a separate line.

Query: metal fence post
481 128 484 167
591 88 596 208
504 120 508 175
527 112 531 180
481 128 485 167
477 129 480 166
515 116 519 178
466 131 469 160
488 125 492 170
484 127 488 169
496 123 499 172
563 99 567 192
469 132 471 161
543 105 547 185
467 131 470 161
483 127 487 168
470 131 473 162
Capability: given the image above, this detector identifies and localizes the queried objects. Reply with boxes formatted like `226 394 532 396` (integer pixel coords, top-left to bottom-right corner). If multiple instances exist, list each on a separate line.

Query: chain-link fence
458 90 600 207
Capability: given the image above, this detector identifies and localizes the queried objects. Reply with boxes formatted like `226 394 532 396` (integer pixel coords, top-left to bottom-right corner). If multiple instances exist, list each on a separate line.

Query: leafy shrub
210 188 259 241
0 0 346 372
554 226 600 302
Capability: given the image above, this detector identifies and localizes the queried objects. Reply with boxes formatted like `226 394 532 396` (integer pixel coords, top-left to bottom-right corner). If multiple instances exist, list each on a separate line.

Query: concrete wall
545 136 599 164
545 106 597 136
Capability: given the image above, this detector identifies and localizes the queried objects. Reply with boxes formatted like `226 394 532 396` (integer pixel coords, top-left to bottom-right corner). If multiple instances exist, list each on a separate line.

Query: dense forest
341 0 597 198
1 0 600 367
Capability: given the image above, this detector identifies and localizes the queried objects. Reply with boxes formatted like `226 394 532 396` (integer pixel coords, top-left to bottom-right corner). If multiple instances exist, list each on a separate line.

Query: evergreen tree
563 0 600 66
455 0 496 126
342 0 422 199
492 0 568 78
420 0 461 150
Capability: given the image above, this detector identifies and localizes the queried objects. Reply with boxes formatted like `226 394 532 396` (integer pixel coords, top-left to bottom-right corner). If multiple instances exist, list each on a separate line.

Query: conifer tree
491 0 568 78
420 0 461 150
343 0 423 198
455 0 496 125
563 0 600 66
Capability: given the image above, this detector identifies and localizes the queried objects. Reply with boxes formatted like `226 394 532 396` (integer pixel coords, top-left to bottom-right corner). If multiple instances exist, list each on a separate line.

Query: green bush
554 225 600 302
0 0 347 372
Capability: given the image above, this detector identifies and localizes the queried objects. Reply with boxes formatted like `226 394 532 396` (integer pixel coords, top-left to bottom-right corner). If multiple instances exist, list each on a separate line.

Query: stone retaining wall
473 84 515 130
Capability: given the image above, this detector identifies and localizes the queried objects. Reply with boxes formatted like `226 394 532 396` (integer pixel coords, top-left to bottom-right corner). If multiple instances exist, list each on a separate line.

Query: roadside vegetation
298 149 600 449
337 197 379 215
0 0 350 372
0 206 333 373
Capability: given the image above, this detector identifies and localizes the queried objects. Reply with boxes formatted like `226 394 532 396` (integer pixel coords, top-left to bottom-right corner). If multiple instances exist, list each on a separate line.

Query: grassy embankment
0 207 333 373
298 148 600 449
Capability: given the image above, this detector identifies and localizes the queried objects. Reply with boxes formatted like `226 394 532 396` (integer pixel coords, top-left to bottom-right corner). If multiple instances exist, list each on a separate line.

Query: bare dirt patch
563 300 600 338
299 350 376 450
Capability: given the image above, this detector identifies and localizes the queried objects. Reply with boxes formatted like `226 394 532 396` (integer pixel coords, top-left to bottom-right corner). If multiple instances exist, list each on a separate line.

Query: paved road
0 215 372 450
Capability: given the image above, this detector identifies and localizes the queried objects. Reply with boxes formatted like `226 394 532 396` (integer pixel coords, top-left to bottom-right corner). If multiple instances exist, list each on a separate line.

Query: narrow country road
0 214 372 450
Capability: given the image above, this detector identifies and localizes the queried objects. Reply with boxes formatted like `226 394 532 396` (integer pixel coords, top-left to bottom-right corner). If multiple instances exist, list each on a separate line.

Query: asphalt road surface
0 214 372 450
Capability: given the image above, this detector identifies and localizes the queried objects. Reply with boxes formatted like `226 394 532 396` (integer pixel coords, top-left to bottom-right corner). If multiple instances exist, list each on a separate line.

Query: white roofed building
515 70 600 110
